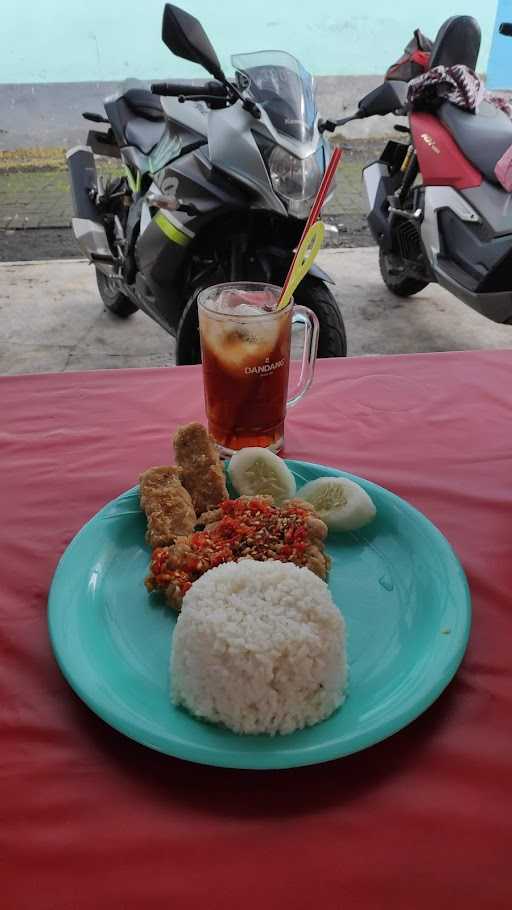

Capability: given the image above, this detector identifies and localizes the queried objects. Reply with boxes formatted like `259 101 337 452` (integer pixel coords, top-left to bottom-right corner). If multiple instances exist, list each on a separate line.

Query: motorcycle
322 15 512 325
67 3 346 364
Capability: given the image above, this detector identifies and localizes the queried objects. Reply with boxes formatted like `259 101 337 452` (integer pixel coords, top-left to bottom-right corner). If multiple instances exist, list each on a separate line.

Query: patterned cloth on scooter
408 64 484 112
408 65 512 189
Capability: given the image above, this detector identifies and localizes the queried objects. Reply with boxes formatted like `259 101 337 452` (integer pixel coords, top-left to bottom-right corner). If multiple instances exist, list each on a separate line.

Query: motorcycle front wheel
293 276 347 358
379 249 429 298
176 276 346 365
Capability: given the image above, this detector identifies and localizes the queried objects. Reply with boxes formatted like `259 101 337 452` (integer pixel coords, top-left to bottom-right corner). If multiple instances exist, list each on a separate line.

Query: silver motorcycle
67 3 346 363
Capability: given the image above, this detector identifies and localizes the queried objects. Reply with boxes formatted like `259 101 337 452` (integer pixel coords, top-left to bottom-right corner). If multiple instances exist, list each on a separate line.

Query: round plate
48 460 471 769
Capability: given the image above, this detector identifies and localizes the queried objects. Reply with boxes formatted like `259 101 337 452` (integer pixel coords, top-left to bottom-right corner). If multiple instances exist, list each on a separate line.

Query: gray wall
0 76 410 150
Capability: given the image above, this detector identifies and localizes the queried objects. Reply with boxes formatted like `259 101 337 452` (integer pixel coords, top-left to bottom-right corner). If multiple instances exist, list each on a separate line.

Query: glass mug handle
287 305 320 409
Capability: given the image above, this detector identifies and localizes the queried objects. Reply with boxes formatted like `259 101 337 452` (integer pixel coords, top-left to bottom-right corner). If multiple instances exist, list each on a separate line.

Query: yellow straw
276 221 325 311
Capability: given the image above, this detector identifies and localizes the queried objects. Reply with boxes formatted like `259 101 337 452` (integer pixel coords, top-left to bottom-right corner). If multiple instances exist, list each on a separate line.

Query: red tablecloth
2 352 512 909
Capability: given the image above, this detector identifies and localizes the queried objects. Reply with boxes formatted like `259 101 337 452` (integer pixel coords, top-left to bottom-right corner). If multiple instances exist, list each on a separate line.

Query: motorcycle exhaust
66 146 114 275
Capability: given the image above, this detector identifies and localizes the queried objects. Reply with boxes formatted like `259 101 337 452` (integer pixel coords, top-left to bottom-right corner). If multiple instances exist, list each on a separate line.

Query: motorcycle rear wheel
96 270 138 318
379 249 429 297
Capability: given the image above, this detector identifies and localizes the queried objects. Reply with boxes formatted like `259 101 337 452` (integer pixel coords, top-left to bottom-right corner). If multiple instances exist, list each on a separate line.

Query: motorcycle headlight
268 147 322 218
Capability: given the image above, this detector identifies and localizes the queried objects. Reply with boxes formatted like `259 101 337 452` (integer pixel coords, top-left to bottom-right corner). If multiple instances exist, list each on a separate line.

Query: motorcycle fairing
410 112 482 189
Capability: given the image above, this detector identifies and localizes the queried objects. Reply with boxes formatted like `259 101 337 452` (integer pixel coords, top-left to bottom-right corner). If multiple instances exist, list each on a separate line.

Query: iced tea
199 286 292 453
198 282 319 455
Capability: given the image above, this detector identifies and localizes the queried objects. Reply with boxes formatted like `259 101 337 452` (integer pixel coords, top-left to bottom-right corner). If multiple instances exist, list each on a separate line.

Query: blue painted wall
1 1 496 84
487 0 512 88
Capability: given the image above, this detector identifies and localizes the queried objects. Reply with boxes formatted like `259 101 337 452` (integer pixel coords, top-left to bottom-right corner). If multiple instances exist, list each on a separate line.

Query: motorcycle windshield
231 51 316 142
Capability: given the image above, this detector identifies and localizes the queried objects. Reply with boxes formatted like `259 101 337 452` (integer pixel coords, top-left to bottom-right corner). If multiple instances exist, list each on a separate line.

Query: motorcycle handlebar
150 80 227 98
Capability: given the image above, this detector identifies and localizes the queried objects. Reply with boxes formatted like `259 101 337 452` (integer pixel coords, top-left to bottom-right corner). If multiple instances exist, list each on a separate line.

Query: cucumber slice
229 448 296 503
299 476 376 531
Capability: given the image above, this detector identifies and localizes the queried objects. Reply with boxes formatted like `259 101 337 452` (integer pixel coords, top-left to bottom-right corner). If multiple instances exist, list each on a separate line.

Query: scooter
322 15 512 325
67 3 346 363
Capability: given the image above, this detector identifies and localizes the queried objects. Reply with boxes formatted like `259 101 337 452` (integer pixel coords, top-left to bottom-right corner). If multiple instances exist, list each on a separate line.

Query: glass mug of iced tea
198 282 319 455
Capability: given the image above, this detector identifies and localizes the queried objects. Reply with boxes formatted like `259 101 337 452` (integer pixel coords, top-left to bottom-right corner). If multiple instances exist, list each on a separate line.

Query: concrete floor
1 248 511 375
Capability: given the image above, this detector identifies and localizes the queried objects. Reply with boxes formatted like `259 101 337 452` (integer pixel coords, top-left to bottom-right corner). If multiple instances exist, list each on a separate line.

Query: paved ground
1 249 511 376
0 140 377 258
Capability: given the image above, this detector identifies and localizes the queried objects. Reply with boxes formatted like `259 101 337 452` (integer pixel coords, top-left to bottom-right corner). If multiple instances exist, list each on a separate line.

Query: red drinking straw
279 146 343 303
305 145 343 232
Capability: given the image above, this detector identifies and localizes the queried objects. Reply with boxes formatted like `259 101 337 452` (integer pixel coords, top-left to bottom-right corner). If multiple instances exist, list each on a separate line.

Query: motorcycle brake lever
178 94 229 106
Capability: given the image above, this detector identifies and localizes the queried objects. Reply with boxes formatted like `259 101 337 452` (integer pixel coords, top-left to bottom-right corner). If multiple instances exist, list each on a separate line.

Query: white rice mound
170 559 347 735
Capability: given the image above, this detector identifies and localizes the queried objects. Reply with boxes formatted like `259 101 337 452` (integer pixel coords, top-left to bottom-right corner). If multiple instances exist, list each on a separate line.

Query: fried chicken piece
283 499 328 543
198 495 274 530
145 496 330 610
173 422 228 516
304 544 330 578
139 466 196 548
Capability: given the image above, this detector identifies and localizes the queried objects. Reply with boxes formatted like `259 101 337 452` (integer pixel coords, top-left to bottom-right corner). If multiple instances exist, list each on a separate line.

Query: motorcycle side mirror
358 80 408 117
499 22 512 36
161 4 225 82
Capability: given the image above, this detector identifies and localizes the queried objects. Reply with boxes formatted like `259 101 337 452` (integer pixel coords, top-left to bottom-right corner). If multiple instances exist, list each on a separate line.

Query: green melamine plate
48 460 471 769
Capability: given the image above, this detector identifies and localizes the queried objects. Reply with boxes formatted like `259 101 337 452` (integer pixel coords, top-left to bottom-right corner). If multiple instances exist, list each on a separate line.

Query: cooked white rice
170 559 347 735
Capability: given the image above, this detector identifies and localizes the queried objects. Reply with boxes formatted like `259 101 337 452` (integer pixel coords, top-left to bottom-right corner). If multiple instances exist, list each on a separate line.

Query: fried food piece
198 495 274 530
173 422 228 516
139 466 196 548
145 496 330 610
284 498 329 543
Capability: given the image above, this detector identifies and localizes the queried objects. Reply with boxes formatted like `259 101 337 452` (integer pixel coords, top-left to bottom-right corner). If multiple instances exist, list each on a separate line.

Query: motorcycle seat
125 116 167 154
429 16 481 71
438 100 512 184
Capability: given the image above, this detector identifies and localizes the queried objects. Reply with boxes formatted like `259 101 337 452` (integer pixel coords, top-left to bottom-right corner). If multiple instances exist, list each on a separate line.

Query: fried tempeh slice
173 422 228 516
139 465 196 548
